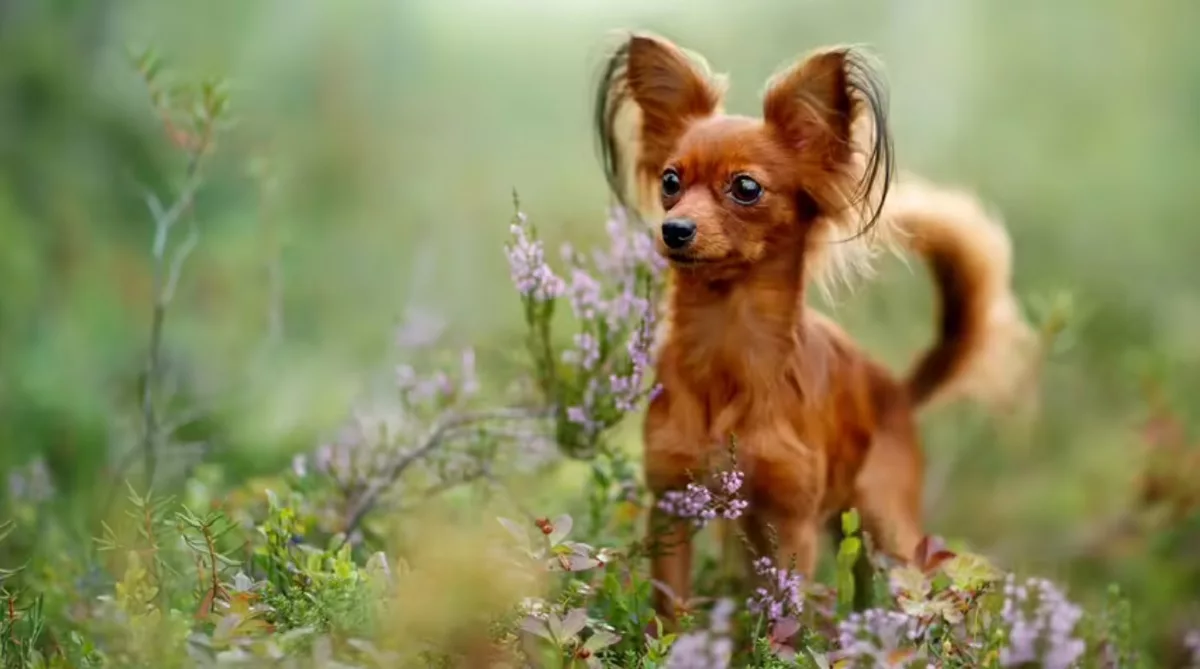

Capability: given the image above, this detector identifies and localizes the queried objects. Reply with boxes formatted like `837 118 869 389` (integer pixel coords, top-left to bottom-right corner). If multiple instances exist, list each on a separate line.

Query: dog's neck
664 244 808 394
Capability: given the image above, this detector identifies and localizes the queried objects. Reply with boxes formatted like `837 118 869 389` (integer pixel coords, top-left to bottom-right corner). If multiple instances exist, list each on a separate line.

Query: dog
592 32 1038 623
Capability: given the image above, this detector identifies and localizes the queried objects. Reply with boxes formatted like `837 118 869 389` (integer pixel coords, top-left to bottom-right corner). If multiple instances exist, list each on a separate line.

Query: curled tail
887 177 1040 411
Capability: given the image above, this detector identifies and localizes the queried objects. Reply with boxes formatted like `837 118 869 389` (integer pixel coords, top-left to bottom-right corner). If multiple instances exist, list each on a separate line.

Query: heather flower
508 205 664 455
998 575 1086 669
593 206 668 278
710 598 736 634
666 632 732 669
609 318 657 413
565 267 604 320
296 336 488 507
305 405 408 491
657 469 749 528
565 378 605 442
665 598 736 669
506 212 565 301
562 332 601 370
394 347 480 409
747 556 805 623
834 608 921 667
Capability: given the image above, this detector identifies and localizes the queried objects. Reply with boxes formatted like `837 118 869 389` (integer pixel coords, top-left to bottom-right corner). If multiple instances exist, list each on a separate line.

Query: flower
834 608 921 667
998 575 1086 669
747 556 804 623
513 206 663 448
666 632 732 669
562 333 601 370
506 212 565 301
665 598 737 669
565 266 604 320
657 469 749 528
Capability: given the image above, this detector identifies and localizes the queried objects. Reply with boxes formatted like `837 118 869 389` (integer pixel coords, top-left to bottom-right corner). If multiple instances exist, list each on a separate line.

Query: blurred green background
2 0 1199 655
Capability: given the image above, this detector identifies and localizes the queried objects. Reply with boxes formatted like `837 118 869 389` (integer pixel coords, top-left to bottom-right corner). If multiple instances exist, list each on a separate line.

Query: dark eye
730 175 763 205
661 169 682 198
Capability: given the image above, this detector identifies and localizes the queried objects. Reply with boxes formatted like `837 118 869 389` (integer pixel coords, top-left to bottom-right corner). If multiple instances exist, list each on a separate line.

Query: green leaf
941 553 1003 592
841 509 860 535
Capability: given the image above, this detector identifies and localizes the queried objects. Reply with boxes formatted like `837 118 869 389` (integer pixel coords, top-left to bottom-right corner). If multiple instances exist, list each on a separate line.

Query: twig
163 219 200 304
341 407 549 535
139 152 205 488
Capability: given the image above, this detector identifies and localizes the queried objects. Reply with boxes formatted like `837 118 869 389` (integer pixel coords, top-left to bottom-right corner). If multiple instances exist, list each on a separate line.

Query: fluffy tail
886 177 1040 412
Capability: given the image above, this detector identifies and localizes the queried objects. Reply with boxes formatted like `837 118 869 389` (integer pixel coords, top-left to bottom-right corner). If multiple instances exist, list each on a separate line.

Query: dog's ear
761 47 893 228
595 33 725 211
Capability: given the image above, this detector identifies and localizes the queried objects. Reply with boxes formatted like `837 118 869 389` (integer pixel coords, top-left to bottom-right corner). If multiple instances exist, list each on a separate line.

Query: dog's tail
886 177 1040 412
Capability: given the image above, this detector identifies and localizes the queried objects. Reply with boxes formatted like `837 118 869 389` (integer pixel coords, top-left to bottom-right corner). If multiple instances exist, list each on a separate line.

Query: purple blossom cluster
292 330 484 493
608 317 659 414
657 470 749 528
506 212 566 301
998 574 1086 669
295 404 411 491
561 333 600 371
747 555 805 623
834 608 921 667
593 207 668 278
506 206 665 450
665 598 735 669
395 348 480 409
559 209 664 421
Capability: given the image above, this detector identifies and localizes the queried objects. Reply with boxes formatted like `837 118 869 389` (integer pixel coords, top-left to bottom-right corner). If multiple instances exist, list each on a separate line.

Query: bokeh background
3 0 1199 658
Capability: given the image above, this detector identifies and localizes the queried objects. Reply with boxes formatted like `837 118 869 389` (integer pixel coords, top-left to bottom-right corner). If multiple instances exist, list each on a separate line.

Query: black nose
661 218 697 250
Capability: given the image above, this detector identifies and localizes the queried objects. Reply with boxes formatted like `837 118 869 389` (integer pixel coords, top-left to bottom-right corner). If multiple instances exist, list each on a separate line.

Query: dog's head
595 34 893 281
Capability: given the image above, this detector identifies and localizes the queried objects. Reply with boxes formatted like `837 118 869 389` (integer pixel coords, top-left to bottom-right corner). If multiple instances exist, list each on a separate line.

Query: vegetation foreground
1 50 1198 669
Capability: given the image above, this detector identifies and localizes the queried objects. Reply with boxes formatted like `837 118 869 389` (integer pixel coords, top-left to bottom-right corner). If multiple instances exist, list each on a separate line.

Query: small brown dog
593 33 1037 621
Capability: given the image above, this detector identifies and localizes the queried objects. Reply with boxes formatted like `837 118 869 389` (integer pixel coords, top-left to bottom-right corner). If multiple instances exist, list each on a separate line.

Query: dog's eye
730 175 763 205
661 169 682 198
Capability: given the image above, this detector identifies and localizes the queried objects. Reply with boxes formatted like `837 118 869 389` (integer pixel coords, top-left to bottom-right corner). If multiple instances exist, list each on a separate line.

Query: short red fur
593 33 1039 623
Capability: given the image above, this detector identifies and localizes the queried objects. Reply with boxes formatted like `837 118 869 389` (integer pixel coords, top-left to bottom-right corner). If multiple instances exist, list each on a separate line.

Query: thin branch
163 219 200 304
341 407 549 535
139 152 205 487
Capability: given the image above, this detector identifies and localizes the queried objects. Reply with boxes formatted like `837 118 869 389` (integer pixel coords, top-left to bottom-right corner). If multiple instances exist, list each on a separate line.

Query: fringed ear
594 32 726 217
761 46 897 294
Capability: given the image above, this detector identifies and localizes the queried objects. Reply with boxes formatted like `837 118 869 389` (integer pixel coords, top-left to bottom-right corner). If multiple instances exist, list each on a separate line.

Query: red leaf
914 535 957 574
195 588 216 620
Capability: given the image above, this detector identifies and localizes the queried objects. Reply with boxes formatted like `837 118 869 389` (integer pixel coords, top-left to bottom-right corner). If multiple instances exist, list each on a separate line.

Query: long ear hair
592 32 726 219
762 46 897 295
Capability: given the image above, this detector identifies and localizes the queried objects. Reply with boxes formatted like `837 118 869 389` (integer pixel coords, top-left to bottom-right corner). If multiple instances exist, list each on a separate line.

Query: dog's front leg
647 504 693 628
642 387 703 630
